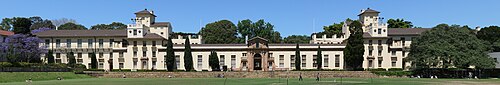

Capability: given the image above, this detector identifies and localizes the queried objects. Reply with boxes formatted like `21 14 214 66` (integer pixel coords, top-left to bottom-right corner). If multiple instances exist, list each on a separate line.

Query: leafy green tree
283 35 310 44
67 52 76 66
237 19 282 43
408 24 495 69
476 26 500 52
90 52 97 69
47 50 55 63
320 22 344 37
209 51 220 71
90 22 127 30
29 16 55 30
166 38 176 71
387 19 413 28
295 44 301 70
184 39 194 71
58 22 87 30
199 20 238 44
343 20 364 70
0 18 12 31
12 17 32 34
317 46 322 70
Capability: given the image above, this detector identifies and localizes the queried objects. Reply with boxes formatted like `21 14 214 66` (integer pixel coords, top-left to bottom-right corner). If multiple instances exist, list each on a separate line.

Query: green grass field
0 77 499 85
0 72 91 83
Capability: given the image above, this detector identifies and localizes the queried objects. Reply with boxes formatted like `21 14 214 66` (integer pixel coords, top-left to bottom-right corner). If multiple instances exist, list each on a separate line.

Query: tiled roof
0 30 14 36
143 33 165 39
34 30 127 37
358 8 380 16
134 9 157 17
388 28 430 36
150 22 171 27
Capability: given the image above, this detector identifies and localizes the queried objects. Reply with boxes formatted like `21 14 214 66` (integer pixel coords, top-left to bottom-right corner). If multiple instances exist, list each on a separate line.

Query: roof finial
145 8 147 10
367 7 370 9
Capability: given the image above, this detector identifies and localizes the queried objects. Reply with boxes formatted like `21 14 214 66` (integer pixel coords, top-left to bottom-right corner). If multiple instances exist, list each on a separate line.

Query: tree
12 17 32 34
0 34 47 63
476 26 500 52
320 22 344 37
29 16 55 30
209 51 220 71
283 35 310 44
408 24 495 69
165 38 176 71
0 18 12 31
67 52 76 66
199 20 238 44
343 20 364 70
90 22 127 30
237 19 282 43
317 45 322 70
47 50 55 63
387 19 413 28
51 18 76 28
295 44 301 70
184 39 194 71
58 22 87 30
90 52 97 69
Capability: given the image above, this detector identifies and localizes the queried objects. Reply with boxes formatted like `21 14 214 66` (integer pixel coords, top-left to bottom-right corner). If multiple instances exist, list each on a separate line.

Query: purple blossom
0 34 47 62
31 27 53 34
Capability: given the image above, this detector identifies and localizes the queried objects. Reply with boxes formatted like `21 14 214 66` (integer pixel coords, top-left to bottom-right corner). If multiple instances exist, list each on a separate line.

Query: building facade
35 8 429 71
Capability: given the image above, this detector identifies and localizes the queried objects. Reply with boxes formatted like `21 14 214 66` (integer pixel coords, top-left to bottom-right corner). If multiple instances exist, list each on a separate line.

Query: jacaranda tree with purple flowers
0 34 47 63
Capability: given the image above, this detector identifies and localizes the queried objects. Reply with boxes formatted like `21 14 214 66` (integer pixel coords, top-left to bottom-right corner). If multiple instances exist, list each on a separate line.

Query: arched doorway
254 54 262 70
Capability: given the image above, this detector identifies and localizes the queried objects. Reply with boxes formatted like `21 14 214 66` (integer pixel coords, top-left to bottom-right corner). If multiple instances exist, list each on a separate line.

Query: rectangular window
152 61 156 69
242 53 247 56
301 55 306 67
77 53 82 59
324 55 329 67
66 39 71 48
220 55 225 66
152 51 156 57
197 55 203 69
98 63 104 69
133 29 137 35
56 39 61 48
378 50 382 56
290 55 295 68
99 52 103 58
109 52 113 59
119 63 124 68
402 51 406 57
231 55 236 68
45 39 50 48
77 39 82 48
369 50 373 56
143 41 146 47
313 55 317 67
98 39 103 48
133 41 137 47
378 40 382 45
391 57 397 67
392 50 396 56
119 52 124 58
109 39 114 47
133 61 137 69
401 37 406 46
279 55 284 67
88 39 93 48
175 55 180 68
152 41 156 46
369 40 372 45
335 55 340 67
143 51 147 57
378 57 383 67
378 29 381 34
133 51 137 57
368 60 373 67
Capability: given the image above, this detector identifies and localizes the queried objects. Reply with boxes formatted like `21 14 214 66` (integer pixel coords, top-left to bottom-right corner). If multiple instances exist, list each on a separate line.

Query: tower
358 8 387 37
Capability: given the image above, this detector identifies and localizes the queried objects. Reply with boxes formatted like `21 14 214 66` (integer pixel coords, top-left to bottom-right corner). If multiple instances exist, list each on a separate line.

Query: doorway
254 54 262 70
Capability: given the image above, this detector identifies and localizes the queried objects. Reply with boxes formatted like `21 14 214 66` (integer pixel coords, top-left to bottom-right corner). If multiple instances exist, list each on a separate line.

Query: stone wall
101 71 379 78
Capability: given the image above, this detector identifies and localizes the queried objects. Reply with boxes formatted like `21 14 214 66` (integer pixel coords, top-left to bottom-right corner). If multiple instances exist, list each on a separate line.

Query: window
392 50 396 56
378 50 382 56
152 41 156 46
99 52 103 58
242 53 247 56
133 29 137 35
279 55 284 67
175 55 180 68
231 55 236 68
99 63 104 69
369 50 373 56
290 55 295 68
88 39 93 48
45 39 50 48
313 55 317 67
402 51 406 57
143 51 147 57
55 53 61 63
369 40 372 45
133 41 137 47
119 63 124 69
335 55 340 67
324 55 329 67
301 55 306 67
152 61 156 69
98 39 103 48
368 60 373 67
220 55 225 66
133 61 137 69
197 55 203 69
119 52 124 58
378 29 381 34
110 39 114 47
401 37 406 46
391 57 397 67
494 58 498 63
133 51 137 57
378 40 382 45
152 51 156 57
77 53 82 59
55 39 61 48
143 41 146 46
191 35 199 39
378 57 383 67
77 39 82 48
66 39 71 48
109 52 113 59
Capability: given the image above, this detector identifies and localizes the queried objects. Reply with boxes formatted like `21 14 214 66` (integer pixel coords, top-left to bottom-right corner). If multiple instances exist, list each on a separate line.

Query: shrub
366 68 386 71
0 62 13 67
388 68 404 71
372 71 413 77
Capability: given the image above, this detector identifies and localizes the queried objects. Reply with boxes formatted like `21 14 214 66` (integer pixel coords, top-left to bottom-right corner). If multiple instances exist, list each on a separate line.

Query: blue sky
1 0 499 37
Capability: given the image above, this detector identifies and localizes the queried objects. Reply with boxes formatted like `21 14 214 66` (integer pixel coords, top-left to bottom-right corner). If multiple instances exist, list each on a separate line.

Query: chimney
245 35 248 44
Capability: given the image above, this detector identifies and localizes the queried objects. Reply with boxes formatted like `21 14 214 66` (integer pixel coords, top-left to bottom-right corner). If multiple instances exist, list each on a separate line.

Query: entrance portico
241 37 275 71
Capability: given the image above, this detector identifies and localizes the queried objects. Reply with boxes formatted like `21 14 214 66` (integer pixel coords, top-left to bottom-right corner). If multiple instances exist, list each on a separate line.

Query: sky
1 0 499 37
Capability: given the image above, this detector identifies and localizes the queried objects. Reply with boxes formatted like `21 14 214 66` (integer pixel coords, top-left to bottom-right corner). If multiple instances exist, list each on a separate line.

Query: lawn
0 77 499 85
0 72 91 83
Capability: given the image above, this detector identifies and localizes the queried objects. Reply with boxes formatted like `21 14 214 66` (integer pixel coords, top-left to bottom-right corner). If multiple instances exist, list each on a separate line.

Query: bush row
371 71 413 77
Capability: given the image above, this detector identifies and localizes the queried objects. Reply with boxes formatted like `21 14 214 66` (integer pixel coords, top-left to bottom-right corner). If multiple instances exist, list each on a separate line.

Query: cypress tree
209 51 220 71
184 39 194 71
90 52 97 69
295 44 301 70
317 45 322 70
47 50 55 63
166 38 176 71
67 52 76 66
344 21 365 70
